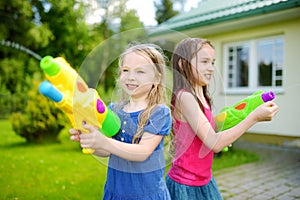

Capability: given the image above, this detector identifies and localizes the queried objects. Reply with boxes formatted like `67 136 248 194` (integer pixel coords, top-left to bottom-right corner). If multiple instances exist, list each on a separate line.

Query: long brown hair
117 43 168 144
171 38 214 111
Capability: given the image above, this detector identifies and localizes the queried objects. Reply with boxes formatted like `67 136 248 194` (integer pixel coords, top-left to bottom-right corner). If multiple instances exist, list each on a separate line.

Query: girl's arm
93 149 111 157
79 124 163 162
177 92 279 153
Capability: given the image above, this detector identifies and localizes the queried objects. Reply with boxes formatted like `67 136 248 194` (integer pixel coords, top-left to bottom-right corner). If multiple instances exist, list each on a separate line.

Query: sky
126 0 201 26
85 0 201 26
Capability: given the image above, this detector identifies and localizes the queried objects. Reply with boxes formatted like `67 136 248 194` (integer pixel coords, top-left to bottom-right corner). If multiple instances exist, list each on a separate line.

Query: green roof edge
149 0 300 37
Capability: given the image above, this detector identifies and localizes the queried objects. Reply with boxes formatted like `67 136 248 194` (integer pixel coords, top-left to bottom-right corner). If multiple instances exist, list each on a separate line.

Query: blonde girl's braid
133 83 165 144
133 104 156 144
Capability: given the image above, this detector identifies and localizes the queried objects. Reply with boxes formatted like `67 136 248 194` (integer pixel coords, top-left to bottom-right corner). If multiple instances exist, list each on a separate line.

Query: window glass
227 45 249 87
257 38 283 87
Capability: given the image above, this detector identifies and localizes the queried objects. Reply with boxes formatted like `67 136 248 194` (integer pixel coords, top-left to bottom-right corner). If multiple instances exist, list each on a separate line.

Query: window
224 36 284 94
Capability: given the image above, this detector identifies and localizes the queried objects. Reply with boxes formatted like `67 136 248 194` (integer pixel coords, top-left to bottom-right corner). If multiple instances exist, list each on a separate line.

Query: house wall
206 18 300 137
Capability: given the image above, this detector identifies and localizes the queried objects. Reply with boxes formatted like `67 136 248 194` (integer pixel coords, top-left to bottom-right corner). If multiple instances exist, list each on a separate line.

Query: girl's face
120 51 157 100
190 44 215 86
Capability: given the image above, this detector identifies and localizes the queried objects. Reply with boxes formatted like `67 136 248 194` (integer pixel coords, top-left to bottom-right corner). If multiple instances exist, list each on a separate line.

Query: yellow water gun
38 56 121 154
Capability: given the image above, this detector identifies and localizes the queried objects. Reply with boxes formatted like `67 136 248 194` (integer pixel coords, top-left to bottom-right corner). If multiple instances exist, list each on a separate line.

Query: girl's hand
251 101 279 122
69 128 81 142
79 123 108 150
69 124 111 157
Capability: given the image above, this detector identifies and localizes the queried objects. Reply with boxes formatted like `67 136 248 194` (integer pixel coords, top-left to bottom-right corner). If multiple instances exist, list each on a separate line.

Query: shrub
9 79 68 144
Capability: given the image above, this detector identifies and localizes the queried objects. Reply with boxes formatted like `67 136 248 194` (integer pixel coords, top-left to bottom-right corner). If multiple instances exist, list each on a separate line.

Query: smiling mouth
126 84 138 90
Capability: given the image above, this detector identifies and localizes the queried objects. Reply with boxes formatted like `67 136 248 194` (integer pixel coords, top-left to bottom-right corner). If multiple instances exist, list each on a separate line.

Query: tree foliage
154 0 179 24
0 0 146 143
1 0 91 143
85 0 146 91
31 0 91 67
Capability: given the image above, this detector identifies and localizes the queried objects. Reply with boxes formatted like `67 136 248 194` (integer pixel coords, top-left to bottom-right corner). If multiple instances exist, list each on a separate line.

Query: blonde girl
70 43 172 200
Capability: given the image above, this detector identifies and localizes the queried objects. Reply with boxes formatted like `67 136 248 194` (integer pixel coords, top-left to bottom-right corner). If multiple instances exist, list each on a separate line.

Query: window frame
223 36 284 94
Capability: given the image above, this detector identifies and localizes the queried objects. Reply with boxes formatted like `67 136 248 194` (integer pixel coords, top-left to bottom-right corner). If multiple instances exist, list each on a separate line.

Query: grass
0 120 259 199
212 148 259 171
0 120 107 199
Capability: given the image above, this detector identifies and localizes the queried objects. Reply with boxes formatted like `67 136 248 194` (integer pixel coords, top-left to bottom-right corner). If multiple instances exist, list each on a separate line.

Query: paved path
214 141 300 200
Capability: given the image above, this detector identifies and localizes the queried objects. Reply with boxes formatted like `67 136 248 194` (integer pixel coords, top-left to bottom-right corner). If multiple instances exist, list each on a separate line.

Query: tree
0 0 49 114
154 0 179 24
82 0 146 91
32 0 91 67
1 0 148 143
0 0 90 143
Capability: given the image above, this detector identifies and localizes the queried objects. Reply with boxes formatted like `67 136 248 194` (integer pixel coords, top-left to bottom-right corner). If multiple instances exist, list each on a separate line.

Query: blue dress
103 104 172 200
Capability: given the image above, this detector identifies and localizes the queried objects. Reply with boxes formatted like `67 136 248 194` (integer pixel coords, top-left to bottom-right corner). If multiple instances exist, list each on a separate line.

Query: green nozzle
100 109 121 137
40 56 61 76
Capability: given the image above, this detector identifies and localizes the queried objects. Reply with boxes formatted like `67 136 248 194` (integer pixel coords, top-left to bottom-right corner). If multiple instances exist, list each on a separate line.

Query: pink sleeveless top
168 91 216 186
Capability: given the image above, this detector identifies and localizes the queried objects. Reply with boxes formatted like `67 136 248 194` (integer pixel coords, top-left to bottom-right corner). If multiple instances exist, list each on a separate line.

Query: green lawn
0 120 108 199
0 120 258 199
